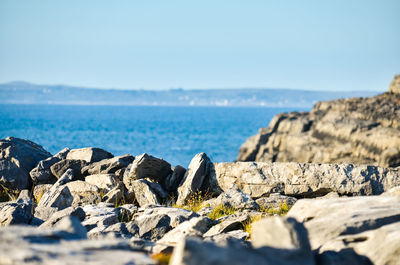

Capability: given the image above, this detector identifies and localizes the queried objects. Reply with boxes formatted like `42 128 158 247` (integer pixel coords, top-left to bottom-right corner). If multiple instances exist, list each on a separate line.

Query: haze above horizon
0 0 399 91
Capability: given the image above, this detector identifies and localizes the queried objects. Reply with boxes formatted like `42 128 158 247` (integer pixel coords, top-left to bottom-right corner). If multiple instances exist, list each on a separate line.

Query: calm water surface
0 105 305 166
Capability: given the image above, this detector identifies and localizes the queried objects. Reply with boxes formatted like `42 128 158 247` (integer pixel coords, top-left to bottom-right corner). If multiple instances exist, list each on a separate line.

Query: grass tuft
173 191 211 213
151 252 172 265
208 204 236 220
259 201 291 216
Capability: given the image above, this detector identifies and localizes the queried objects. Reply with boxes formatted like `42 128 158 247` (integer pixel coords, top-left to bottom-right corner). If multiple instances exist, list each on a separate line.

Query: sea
0 104 306 167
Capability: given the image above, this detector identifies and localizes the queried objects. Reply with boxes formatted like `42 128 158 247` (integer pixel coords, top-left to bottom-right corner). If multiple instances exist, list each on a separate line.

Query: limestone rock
66 147 113 163
53 216 87 239
0 137 51 191
318 221 400 265
155 217 215 252
0 225 156 265
176 153 212 205
50 159 88 179
29 147 70 184
81 204 119 231
65 180 101 206
81 154 134 175
211 188 259 210
130 179 168 207
85 173 118 191
213 162 400 198
125 153 172 185
237 90 400 168
0 192 33 226
256 193 297 210
102 185 124 204
203 230 250 247
163 165 186 193
389 73 400 94
39 206 85 228
287 195 400 249
203 214 249 237
32 184 52 203
251 217 315 265
133 206 198 241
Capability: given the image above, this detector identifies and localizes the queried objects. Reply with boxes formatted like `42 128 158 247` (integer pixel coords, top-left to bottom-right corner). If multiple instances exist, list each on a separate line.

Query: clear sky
0 0 399 91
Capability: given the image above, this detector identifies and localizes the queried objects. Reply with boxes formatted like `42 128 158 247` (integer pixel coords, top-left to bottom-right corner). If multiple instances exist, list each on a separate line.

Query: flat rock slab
287 195 400 250
0 225 155 265
66 147 113 163
213 162 400 198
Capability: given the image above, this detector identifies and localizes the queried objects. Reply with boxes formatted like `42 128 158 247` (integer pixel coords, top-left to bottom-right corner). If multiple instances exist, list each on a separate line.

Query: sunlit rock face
237 74 400 168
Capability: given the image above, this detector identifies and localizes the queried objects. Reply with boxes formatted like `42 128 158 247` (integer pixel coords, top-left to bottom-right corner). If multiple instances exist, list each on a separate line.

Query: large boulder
66 147 113 163
213 162 400 198
287 195 400 250
163 165 186 193
29 148 70 185
129 179 168 207
237 88 400 168
85 173 118 191
176 153 212 205
81 154 134 175
124 153 172 184
0 137 51 191
50 159 88 179
65 180 101 206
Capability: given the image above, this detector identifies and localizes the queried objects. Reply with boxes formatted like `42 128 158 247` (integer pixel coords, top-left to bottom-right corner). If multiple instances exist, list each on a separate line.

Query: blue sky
0 0 399 91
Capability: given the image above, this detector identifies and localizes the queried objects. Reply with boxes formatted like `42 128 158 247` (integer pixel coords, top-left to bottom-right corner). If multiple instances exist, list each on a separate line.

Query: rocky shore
1 135 400 265
237 74 400 168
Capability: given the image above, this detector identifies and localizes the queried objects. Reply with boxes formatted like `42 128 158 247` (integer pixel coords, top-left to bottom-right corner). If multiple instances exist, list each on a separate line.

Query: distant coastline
0 81 379 108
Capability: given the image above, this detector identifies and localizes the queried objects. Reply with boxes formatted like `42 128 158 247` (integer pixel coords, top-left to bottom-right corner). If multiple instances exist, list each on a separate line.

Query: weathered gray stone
212 188 259 210
50 159 88 179
124 154 172 190
85 173 118 191
102 185 124 204
81 154 134 175
256 193 297 210
318 221 400 265
154 217 215 253
176 153 212 205
0 137 51 191
0 192 33 226
39 206 85 228
0 225 156 265
133 206 198 241
170 236 309 265
287 195 400 250
164 165 186 192
66 147 113 163
130 179 167 207
29 148 70 184
34 169 76 222
252 217 314 265
53 216 87 239
81 204 119 231
203 214 249 237
65 180 101 206
32 184 52 203
203 230 249 247
213 162 400 198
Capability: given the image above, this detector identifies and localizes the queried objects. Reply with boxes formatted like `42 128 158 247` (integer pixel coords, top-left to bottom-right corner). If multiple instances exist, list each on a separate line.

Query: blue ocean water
0 105 305 167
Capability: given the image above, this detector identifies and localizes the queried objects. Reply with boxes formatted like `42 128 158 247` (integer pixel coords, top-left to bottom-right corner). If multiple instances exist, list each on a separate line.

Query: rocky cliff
237 74 400 167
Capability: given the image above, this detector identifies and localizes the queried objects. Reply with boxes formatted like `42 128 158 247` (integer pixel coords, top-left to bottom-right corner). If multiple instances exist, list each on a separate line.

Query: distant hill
0 81 379 107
